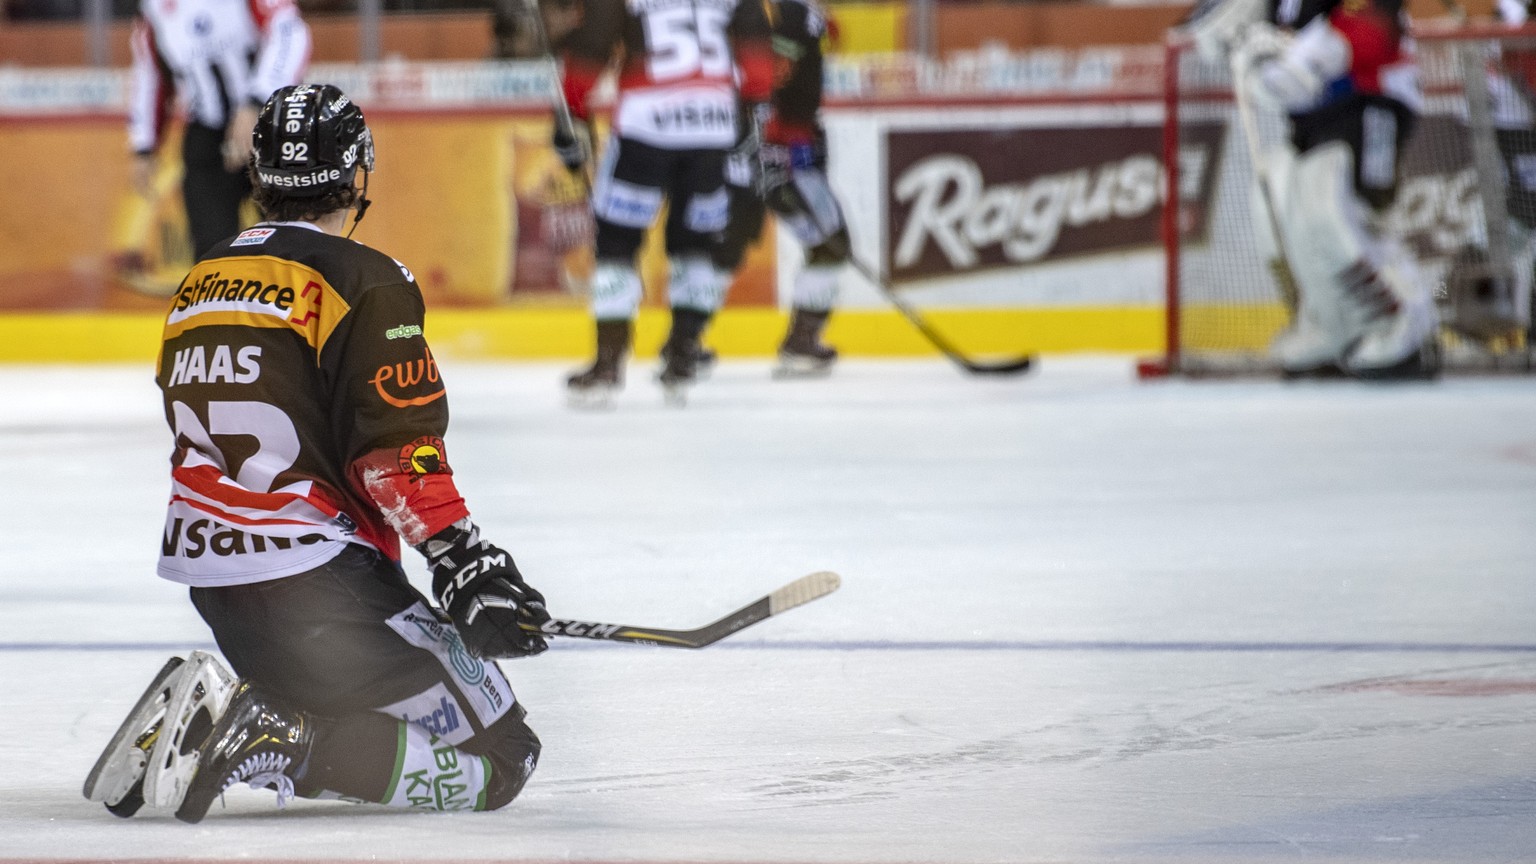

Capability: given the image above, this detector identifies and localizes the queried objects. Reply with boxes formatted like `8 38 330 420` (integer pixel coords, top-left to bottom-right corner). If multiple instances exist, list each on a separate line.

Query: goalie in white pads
1189 0 1439 378
85 84 548 823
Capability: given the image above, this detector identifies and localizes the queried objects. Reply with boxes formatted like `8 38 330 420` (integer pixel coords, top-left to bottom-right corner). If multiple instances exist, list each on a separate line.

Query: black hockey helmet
252 84 374 198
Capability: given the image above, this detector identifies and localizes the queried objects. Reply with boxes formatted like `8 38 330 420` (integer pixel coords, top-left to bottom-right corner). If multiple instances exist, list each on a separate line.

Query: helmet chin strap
346 168 372 239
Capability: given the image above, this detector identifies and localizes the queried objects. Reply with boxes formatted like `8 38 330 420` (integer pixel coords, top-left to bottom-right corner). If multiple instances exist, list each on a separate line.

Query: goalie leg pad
1278 142 1437 373
1271 142 1370 369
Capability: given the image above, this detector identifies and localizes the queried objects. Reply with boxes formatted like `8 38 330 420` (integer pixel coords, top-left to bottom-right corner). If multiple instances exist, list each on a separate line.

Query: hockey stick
522 0 591 189
846 254 1035 376
521 570 840 648
1228 48 1303 314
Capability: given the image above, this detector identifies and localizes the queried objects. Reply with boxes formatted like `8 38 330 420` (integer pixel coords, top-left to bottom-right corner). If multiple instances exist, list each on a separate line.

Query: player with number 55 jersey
557 0 776 407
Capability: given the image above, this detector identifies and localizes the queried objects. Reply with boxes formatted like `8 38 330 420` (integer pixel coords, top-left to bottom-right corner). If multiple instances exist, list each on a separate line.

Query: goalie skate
82 650 238 816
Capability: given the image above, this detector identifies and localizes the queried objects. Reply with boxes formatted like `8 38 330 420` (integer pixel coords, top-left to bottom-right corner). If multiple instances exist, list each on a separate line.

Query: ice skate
83 650 238 817
565 361 622 409
658 337 700 407
566 319 631 410
773 308 837 379
660 342 716 380
657 308 711 406
175 682 314 824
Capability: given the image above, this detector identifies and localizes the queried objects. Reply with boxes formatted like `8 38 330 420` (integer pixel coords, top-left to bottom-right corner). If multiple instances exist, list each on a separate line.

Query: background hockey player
1187 0 1439 378
85 84 548 823
128 0 311 259
713 0 850 377
553 0 777 406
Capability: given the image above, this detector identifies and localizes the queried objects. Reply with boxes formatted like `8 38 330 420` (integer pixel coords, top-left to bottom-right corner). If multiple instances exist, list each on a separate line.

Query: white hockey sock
791 264 841 312
590 262 643 320
381 721 492 811
667 255 730 312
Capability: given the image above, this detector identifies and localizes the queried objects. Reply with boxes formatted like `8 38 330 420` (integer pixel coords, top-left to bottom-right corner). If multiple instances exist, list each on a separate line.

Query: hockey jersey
156 223 468 587
559 0 775 149
1268 0 1419 115
129 0 311 153
763 0 828 147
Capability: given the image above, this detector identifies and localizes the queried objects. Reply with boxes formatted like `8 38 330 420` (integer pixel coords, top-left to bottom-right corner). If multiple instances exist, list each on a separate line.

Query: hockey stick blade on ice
847 256 1035 376
524 570 841 648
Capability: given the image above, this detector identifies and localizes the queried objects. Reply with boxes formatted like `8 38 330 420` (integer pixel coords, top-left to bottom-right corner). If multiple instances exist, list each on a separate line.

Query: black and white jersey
766 0 827 143
156 223 463 587
128 0 311 153
559 0 775 149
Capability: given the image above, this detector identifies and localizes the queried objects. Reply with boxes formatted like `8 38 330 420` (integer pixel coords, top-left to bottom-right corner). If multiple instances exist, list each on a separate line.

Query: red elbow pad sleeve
736 41 776 103
350 444 471 548
562 55 605 121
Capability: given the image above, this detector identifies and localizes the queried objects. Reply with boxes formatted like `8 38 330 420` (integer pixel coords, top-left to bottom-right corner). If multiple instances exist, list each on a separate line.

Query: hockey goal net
1149 22 1536 377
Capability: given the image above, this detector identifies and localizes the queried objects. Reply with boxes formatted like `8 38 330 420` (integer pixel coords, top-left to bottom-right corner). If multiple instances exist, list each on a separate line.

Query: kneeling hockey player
84 83 549 823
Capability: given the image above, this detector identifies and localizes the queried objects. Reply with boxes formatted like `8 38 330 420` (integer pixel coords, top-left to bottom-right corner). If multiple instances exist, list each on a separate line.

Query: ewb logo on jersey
370 344 446 408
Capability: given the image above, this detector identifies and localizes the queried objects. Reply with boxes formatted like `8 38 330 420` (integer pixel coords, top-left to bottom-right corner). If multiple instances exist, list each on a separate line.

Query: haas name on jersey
166 345 263 387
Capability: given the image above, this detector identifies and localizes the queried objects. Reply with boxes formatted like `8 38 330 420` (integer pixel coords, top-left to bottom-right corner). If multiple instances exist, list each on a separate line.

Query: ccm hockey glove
420 520 550 659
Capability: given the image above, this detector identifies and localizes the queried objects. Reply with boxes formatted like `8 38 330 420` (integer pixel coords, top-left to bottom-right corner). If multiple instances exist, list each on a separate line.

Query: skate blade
772 357 835 380
565 383 619 410
84 655 186 805
142 650 238 810
660 381 690 408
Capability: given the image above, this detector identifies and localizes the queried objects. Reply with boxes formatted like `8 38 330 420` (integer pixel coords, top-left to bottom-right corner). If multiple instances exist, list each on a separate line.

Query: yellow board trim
0 306 1169 364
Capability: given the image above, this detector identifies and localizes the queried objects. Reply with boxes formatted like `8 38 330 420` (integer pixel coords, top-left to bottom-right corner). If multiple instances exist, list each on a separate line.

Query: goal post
1146 21 1536 378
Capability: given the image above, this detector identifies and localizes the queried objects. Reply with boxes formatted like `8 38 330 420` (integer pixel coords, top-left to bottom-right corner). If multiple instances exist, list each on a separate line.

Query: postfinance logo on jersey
162 257 351 353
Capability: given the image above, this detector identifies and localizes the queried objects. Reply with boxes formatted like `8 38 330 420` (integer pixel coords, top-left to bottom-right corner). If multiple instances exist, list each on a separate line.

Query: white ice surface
2 356 1534 863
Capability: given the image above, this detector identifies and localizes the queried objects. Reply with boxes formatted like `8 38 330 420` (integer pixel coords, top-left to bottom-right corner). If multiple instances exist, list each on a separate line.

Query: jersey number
643 3 732 81
172 400 300 494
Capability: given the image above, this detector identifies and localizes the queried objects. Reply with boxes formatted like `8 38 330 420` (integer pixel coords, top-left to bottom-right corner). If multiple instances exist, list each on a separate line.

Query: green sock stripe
379 722 409 804
477 755 492 811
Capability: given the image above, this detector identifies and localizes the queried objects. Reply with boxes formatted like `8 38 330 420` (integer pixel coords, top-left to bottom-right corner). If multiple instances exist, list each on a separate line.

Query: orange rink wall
0 106 1135 364
0 107 798 362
